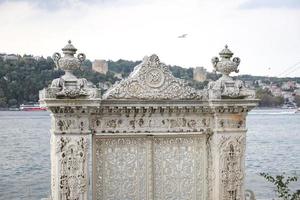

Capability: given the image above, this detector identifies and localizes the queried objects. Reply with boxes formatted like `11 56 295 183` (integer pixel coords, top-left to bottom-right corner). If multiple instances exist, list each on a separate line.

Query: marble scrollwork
219 135 246 200
94 136 207 200
153 137 207 200
55 136 88 200
94 137 151 200
103 54 206 100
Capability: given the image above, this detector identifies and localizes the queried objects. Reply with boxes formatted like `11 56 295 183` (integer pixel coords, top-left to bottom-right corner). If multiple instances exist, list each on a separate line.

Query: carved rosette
103 54 206 100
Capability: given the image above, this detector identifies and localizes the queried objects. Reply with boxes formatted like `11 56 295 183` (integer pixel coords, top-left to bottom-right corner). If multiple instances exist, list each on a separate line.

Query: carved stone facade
40 42 258 200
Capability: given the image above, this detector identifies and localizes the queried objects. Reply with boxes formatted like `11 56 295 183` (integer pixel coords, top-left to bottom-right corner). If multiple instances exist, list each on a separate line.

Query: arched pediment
103 54 207 100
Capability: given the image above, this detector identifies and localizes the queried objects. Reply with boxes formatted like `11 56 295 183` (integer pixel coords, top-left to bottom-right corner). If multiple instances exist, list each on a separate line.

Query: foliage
256 88 284 107
0 56 119 108
260 173 300 200
0 56 63 107
0 53 299 108
107 59 141 78
294 95 300 107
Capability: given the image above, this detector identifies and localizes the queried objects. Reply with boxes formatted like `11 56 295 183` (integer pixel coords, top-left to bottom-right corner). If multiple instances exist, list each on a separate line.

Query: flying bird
178 34 188 38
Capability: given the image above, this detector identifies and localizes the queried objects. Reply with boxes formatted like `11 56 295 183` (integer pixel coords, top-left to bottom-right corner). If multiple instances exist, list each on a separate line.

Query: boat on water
19 103 47 111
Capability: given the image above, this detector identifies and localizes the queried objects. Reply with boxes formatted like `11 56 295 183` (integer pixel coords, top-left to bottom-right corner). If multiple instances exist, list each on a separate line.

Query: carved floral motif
56 136 88 200
103 54 206 100
94 138 150 200
219 135 246 200
153 137 207 200
94 136 207 200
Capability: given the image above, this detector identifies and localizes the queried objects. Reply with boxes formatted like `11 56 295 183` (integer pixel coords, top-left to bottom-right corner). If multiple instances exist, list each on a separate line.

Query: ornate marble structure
40 42 258 200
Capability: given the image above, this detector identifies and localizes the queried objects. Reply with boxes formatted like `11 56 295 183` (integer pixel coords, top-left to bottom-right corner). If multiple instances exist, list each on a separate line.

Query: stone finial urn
211 45 240 78
47 40 92 98
208 45 255 99
52 40 86 80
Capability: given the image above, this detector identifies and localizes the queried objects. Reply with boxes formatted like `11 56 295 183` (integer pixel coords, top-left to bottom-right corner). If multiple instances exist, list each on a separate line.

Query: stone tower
92 59 108 74
193 66 207 82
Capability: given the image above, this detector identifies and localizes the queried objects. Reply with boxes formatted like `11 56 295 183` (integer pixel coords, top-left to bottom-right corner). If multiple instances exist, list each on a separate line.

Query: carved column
40 41 100 200
207 46 258 200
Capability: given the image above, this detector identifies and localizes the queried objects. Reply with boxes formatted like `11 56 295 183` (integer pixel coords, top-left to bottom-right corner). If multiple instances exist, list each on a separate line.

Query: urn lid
219 45 233 59
62 40 77 56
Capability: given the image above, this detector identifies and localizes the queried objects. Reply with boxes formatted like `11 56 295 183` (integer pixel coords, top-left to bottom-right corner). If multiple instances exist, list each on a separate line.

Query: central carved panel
93 135 207 200
153 137 207 200
94 137 151 200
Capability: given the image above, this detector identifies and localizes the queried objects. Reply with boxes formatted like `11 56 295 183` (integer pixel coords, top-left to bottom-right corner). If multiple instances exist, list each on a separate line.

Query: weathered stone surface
40 43 258 200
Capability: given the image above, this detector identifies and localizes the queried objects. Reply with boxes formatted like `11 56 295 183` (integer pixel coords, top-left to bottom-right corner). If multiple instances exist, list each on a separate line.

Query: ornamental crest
103 54 205 100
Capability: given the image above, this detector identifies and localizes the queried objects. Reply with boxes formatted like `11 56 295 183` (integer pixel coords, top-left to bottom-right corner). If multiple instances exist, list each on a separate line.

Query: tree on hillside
256 88 284 107
294 95 300 107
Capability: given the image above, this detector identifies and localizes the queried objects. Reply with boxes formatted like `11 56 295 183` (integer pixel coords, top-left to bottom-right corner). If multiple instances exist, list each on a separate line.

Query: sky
0 0 300 77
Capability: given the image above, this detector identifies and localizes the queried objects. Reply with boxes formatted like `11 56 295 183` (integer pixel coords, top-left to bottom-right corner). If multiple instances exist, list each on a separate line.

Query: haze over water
0 110 299 200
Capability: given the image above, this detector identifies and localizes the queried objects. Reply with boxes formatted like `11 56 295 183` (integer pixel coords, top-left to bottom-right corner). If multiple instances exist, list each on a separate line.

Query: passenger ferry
19 103 47 111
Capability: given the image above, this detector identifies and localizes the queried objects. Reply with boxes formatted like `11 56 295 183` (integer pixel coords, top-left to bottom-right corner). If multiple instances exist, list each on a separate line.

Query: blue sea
0 109 299 200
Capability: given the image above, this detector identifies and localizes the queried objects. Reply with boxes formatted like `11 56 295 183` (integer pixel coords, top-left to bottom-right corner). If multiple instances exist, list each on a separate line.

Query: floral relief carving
56 136 88 200
94 136 207 200
219 135 246 200
94 138 151 200
103 54 206 100
153 137 207 200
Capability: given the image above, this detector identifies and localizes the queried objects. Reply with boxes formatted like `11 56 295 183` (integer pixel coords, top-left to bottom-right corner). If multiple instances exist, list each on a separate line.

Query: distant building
3 54 18 61
92 59 108 74
281 81 296 91
282 91 295 102
23 55 35 61
269 85 282 97
193 67 207 82
244 81 254 89
295 89 300 96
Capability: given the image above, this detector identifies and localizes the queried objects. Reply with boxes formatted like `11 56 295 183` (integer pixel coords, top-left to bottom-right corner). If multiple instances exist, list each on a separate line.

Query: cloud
240 0 300 9
0 0 141 10
0 0 299 77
